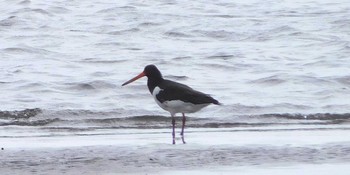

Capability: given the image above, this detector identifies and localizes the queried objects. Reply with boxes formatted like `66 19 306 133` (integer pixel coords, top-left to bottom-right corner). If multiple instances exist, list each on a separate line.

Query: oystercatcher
122 65 220 144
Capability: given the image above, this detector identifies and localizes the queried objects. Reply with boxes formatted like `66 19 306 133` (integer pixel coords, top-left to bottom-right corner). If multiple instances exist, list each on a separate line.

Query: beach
1 124 350 174
1 0 350 174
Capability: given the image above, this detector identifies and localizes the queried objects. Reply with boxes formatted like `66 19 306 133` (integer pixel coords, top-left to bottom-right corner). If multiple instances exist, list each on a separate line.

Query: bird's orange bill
122 72 145 86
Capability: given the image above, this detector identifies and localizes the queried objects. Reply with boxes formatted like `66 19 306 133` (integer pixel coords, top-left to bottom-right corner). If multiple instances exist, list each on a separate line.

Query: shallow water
1 0 350 174
1 128 350 174
1 0 350 114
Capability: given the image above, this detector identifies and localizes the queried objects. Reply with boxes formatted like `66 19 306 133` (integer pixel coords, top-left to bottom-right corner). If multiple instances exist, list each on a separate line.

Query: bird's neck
147 77 163 94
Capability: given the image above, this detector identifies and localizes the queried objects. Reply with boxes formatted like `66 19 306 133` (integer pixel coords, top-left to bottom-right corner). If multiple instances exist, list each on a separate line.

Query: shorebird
122 65 220 144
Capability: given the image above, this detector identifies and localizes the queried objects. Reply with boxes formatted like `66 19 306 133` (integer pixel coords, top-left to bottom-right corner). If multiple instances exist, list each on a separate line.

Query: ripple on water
192 29 243 41
336 76 350 85
63 81 116 91
107 28 140 35
0 16 21 27
96 6 137 14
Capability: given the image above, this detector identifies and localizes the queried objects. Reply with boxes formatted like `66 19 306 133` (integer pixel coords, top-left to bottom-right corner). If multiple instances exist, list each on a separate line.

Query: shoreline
1 128 350 174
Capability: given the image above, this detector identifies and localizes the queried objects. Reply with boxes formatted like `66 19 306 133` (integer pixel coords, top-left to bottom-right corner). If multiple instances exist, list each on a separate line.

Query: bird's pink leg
171 113 176 144
181 113 186 144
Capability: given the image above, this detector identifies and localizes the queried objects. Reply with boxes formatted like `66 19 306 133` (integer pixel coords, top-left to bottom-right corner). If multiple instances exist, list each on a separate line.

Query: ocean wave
0 118 60 126
336 76 350 85
62 81 117 91
0 109 349 128
261 113 350 120
191 29 244 41
13 7 52 16
0 108 41 119
0 16 21 27
2 46 58 55
96 6 137 14
249 75 287 85
164 31 193 38
107 28 140 35
163 75 188 81
78 58 127 64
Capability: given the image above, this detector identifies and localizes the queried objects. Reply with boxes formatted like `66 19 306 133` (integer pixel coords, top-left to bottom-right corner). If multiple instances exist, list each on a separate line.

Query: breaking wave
1 109 349 129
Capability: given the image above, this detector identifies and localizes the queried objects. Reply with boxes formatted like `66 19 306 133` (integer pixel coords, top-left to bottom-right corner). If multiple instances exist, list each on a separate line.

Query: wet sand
1 127 350 175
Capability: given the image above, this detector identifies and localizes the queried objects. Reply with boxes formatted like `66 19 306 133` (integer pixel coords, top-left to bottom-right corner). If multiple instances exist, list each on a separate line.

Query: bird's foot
181 136 186 144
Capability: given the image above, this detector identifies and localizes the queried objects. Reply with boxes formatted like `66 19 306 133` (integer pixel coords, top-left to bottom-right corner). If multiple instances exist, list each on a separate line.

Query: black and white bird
122 65 220 144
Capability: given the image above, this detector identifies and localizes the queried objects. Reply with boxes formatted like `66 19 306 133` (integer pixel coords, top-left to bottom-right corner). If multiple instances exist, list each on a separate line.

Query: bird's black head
144 65 164 93
144 64 162 79
121 64 163 88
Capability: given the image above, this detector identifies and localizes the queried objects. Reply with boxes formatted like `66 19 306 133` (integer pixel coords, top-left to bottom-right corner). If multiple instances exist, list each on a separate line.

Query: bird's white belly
152 87 209 115
161 100 209 114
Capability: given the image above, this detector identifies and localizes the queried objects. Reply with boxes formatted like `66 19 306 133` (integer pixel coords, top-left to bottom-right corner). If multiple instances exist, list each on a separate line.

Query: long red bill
121 72 146 86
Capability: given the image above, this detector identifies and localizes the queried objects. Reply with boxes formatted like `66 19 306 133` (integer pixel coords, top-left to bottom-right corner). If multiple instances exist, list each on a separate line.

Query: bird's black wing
156 80 219 105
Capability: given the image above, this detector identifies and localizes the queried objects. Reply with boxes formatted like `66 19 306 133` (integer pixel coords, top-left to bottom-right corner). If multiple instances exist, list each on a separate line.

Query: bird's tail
212 99 223 105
